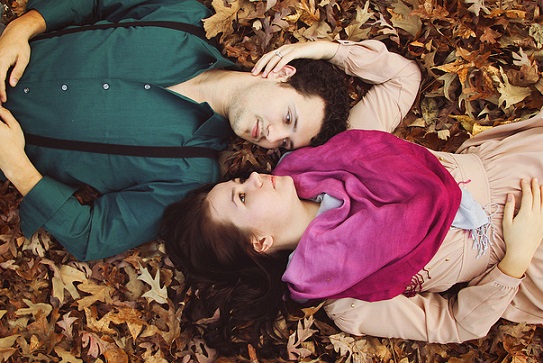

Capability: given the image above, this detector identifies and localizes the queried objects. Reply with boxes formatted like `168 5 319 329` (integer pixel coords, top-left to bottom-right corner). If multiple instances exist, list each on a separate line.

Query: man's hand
498 178 543 278
0 107 42 195
0 10 46 103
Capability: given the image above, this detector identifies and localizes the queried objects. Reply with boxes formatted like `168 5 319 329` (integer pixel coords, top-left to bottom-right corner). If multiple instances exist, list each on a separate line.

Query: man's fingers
9 56 28 87
0 63 9 103
0 107 17 127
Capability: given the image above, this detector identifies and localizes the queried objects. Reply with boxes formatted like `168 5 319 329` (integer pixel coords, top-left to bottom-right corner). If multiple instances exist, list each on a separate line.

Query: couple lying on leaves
3 1 542 356
162 42 543 355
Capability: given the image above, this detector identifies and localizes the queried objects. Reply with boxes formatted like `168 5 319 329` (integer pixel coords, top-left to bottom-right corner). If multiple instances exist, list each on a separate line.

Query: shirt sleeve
26 0 210 31
324 266 521 343
19 176 204 261
329 39 422 133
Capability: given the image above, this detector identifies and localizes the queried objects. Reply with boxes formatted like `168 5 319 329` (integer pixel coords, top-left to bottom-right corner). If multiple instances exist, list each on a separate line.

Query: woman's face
206 172 303 245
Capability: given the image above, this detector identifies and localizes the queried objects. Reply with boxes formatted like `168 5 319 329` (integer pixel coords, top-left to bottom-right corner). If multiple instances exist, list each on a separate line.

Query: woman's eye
286 111 292 125
239 193 246 203
281 139 288 148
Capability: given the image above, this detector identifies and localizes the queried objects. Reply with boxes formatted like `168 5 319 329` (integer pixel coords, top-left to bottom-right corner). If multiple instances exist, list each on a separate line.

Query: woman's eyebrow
230 187 238 206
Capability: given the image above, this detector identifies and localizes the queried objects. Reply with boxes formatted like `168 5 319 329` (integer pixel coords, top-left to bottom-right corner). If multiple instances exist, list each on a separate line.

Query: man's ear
266 65 297 82
251 235 274 253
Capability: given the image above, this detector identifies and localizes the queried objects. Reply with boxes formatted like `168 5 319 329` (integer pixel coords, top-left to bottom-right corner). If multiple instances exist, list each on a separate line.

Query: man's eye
281 138 288 148
286 111 292 125
239 193 246 203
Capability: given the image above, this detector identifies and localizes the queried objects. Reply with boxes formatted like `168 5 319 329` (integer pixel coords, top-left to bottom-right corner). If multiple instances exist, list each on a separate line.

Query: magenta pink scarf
274 130 461 302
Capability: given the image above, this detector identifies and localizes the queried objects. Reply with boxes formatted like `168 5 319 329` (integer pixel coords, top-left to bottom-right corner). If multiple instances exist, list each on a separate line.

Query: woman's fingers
252 47 289 76
503 192 516 226
531 178 541 210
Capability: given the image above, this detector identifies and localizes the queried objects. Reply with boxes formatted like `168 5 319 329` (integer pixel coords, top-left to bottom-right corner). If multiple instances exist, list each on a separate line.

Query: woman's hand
252 41 340 77
0 10 46 103
498 178 543 278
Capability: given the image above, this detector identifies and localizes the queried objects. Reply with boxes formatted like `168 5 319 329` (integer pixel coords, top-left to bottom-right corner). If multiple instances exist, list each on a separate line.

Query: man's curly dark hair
286 58 350 146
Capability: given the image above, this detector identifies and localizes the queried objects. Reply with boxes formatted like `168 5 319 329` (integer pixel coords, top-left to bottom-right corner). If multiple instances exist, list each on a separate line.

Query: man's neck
167 69 252 118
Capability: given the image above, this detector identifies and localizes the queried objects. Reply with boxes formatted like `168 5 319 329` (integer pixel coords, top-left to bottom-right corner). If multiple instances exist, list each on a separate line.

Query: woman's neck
279 199 321 251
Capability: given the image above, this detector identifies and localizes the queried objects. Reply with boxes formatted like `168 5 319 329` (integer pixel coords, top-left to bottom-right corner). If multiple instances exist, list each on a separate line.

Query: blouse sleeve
329 39 421 133
323 266 521 343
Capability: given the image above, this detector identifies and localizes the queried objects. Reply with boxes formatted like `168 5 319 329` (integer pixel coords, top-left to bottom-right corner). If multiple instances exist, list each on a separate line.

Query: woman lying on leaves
161 40 543 356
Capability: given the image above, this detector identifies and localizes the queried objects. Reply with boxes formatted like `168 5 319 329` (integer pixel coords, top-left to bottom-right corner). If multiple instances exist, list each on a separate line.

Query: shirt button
61 84 68 91
144 84 151 90
102 83 110 90
351 303 356 308
445 258 450 261
24 87 30 94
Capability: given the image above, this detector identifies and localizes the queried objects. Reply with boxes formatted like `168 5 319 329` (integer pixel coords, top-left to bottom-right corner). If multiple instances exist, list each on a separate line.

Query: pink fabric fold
275 130 462 302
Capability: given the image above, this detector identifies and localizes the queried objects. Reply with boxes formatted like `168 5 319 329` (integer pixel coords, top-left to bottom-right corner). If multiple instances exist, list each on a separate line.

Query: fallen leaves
137 264 169 305
1 0 543 361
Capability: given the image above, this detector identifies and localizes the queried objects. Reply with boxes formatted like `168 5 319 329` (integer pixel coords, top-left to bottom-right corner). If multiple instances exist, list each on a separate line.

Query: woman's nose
248 171 263 188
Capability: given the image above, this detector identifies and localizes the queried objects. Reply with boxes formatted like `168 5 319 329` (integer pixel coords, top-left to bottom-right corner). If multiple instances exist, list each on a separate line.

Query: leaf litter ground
1 0 543 361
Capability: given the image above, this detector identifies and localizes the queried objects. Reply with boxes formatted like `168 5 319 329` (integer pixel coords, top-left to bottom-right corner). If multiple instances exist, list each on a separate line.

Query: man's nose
266 124 289 144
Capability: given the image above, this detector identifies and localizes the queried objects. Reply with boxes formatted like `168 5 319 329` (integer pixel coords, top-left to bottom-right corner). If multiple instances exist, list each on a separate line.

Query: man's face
228 81 325 150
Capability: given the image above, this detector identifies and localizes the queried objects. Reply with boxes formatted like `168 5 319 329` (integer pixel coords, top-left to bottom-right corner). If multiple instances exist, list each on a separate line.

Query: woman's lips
252 119 260 139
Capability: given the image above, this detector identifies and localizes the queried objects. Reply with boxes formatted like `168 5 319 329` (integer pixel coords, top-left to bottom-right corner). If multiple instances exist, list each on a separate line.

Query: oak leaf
287 316 317 359
42 260 87 305
344 2 373 42
137 265 168 305
0 335 19 349
493 68 532 109
15 299 52 318
203 0 254 39
57 312 79 338
529 23 543 48
103 346 129 363
80 331 111 358
76 282 115 310
465 0 489 16
121 264 144 301
54 346 83 363
388 0 421 37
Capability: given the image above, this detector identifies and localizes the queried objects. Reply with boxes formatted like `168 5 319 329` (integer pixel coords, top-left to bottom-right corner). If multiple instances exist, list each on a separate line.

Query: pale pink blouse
323 39 543 343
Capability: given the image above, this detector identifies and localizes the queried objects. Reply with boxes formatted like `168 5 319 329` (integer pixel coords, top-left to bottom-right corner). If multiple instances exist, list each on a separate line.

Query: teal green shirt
4 0 237 260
